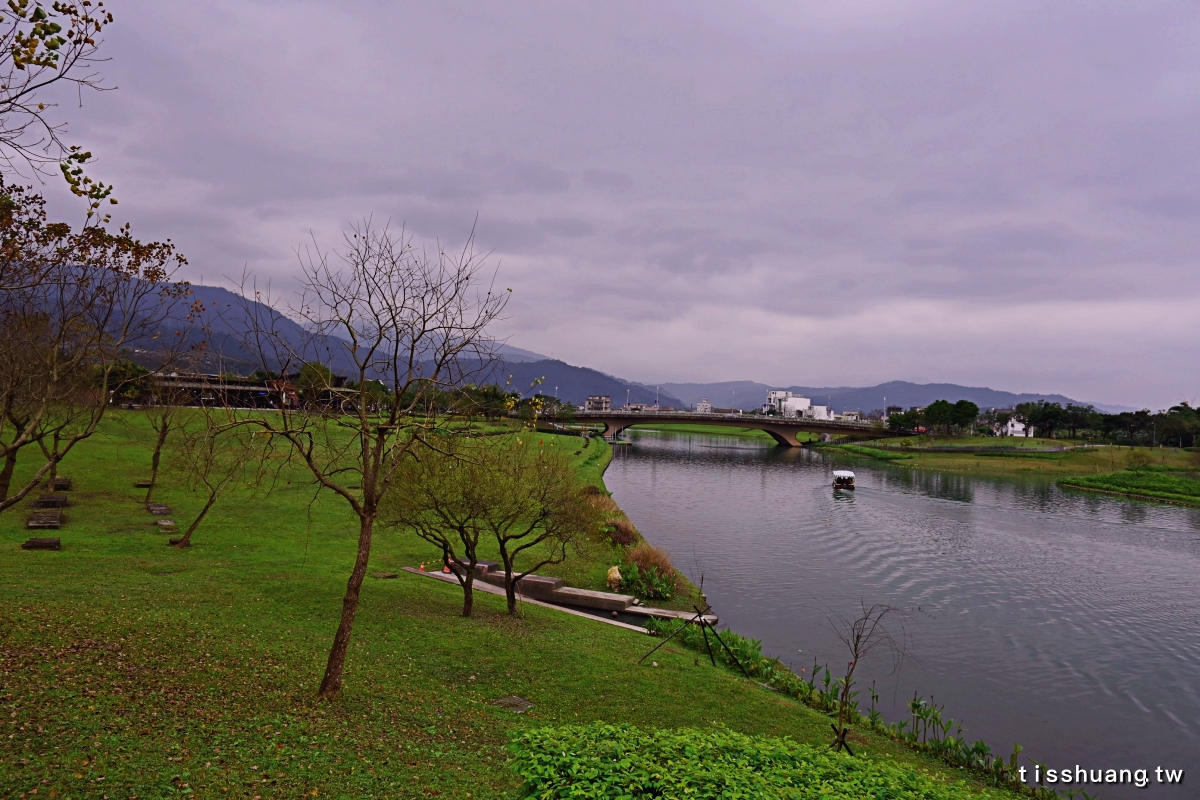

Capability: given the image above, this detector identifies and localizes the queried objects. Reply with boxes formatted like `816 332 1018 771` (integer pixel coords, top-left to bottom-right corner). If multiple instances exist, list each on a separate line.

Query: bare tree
483 438 599 615
168 408 270 549
141 377 196 505
232 219 507 698
381 437 492 617
827 601 909 755
0 187 187 512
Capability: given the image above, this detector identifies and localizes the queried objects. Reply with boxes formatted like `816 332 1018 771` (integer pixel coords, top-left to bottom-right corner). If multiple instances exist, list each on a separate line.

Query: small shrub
588 493 621 514
620 561 675 600
581 484 604 496
627 541 679 582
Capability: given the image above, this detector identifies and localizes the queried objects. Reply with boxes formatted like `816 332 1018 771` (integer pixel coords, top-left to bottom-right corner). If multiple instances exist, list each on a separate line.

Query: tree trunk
146 420 170 504
176 491 218 548
497 548 520 614
0 448 17 504
318 513 375 698
462 569 475 617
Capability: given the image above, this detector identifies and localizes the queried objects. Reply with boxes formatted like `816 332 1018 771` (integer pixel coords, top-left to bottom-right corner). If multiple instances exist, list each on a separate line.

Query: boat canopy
832 470 856 478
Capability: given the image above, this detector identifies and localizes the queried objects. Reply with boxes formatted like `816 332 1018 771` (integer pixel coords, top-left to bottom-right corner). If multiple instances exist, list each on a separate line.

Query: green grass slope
1 412 1022 799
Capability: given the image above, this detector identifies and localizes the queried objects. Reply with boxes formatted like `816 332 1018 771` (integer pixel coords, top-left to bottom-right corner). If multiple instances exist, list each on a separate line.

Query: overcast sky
44 0 1200 408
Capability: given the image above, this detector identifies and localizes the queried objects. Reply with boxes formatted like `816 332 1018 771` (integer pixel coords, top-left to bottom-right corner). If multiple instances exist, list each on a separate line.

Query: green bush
509 724 999 799
620 562 675 600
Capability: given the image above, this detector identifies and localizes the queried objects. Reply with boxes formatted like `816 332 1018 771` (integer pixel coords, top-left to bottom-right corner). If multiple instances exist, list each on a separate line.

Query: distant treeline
888 399 1198 447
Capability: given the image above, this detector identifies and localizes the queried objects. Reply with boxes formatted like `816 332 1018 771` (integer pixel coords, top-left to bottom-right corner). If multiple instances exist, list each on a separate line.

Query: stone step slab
27 510 62 529
22 537 61 550
548 586 635 612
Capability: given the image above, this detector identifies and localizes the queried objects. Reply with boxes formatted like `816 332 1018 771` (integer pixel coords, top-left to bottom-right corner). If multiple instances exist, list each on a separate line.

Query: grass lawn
1 412 1022 799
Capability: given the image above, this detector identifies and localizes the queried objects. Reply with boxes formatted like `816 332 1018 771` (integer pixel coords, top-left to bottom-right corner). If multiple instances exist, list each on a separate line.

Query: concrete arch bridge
552 410 895 447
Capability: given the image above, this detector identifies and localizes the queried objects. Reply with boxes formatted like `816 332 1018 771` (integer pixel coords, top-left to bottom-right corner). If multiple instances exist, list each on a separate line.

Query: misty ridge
145 284 1134 414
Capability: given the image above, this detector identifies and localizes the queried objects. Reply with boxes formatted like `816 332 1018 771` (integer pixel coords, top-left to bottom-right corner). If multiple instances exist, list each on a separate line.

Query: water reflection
606 431 1200 800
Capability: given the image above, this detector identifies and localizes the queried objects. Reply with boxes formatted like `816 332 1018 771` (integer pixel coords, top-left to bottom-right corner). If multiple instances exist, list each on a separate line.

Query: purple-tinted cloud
33 0 1200 408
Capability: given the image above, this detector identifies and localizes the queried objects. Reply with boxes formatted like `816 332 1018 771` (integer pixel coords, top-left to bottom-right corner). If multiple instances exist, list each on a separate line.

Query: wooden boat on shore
833 470 856 490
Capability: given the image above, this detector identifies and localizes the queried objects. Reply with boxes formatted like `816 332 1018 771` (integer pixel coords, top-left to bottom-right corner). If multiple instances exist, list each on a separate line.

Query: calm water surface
605 431 1200 799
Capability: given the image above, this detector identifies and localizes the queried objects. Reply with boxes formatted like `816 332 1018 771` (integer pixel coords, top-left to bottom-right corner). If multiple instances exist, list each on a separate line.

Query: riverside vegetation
0 412 1035 799
825 436 1198 491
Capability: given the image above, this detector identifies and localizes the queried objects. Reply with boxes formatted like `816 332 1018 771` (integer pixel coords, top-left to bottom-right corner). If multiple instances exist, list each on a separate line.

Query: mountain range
149 284 1136 413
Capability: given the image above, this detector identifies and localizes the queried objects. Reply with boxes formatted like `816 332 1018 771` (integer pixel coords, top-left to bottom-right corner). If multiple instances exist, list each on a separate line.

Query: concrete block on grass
22 537 61 550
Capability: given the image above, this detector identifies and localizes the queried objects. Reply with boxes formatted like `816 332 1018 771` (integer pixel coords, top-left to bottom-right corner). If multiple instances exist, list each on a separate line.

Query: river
604 431 1200 799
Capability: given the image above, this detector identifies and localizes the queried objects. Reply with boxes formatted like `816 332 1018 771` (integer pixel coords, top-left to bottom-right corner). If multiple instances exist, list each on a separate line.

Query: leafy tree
923 400 954 435
951 400 979 432
382 437 494 617
887 410 922 433
484 438 600 614
1063 404 1098 440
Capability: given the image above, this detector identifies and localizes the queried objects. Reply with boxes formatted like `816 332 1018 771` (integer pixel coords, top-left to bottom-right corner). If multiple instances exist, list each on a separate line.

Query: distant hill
478 360 684 408
660 380 1135 414
143 284 550 377
144 285 1134 412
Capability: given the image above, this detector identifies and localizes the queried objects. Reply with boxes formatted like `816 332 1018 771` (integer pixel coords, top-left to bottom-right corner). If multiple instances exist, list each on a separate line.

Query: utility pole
655 385 659 408
626 388 630 409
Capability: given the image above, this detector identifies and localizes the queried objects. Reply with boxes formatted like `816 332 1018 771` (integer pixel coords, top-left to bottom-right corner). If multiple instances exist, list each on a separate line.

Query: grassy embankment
827 436 1197 476
1 412 1024 799
1057 465 1200 507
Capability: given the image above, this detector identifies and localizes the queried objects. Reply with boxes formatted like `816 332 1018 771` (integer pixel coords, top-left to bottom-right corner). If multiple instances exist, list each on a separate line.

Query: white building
1002 417 1029 437
781 396 812 417
806 405 834 421
696 397 713 413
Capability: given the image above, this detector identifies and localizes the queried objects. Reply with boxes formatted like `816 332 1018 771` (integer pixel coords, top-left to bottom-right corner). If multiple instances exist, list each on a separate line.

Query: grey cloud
538 217 596 237
48 0 1200 408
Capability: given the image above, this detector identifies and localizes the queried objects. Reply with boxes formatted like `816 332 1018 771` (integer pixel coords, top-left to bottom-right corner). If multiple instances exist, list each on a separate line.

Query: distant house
885 405 903 419
839 410 862 422
1002 417 1029 437
624 403 651 412
805 405 834 421
585 395 611 412
696 397 713 413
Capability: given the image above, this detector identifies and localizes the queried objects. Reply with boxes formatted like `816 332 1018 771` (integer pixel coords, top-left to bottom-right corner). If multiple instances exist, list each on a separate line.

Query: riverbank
0 412 1023 799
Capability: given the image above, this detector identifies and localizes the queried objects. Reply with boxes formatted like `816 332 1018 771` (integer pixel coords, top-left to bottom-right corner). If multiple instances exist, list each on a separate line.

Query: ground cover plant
509 724 1011 800
1 413 1027 799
